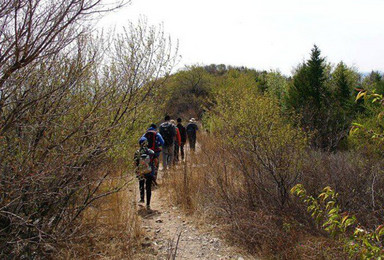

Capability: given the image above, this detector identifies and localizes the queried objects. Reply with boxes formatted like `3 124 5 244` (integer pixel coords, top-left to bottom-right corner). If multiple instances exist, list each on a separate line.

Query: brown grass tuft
58 167 142 259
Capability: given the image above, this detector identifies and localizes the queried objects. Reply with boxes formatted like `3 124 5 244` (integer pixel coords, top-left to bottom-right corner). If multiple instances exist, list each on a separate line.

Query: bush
299 151 384 227
0 4 177 256
164 81 383 258
292 184 384 259
205 75 307 208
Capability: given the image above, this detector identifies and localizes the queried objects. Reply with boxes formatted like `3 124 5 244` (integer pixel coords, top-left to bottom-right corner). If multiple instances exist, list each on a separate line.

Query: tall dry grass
58 164 143 259
163 134 303 258
162 133 383 259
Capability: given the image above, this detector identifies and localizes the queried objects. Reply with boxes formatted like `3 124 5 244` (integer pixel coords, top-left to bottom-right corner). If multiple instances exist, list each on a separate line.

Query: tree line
160 46 384 258
162 45 384 155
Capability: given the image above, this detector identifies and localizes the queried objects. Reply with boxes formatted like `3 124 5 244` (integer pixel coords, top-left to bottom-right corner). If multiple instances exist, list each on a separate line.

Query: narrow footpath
134 175 253 260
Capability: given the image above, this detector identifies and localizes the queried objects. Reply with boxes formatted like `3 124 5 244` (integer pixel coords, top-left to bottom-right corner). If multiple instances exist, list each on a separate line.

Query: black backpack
159 122 175 146
186 123 197 137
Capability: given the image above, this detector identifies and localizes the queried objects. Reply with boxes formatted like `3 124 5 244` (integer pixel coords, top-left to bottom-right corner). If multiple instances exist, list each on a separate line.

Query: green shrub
292 184 384 259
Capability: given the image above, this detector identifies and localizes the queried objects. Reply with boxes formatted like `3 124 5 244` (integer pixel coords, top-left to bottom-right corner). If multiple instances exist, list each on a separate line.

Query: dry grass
58 167 143 259
300 151 384 228
163 134 353 259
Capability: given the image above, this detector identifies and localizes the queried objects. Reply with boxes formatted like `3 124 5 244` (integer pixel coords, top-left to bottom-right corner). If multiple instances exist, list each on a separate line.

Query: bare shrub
300 151 384 227
164 134 357 259
0 0 127 95
287 236 347 260
0 1 177 257
164 134 305 258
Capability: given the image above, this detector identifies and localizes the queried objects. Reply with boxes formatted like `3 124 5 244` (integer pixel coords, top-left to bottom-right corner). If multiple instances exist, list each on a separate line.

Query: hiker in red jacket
170 120 181 164
175 118 187 161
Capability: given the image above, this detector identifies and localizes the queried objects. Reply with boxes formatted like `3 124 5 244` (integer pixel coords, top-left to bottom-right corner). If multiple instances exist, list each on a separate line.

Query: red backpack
144 130 160 152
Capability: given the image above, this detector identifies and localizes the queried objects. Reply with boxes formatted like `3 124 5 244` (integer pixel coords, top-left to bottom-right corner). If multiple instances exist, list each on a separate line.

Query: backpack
159 122 175 146
136 150 153 177
186 123 197 138
144 130 158 151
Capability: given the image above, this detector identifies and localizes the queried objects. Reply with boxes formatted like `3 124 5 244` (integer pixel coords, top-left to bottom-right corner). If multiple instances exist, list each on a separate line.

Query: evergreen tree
306 45 328 109
328 62 360 149
286 45 335 149
287 45 328 131
363 71 384 95
332 62 357 110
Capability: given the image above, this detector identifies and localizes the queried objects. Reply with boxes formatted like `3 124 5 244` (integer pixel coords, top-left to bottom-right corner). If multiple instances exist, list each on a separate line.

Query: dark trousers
174 143 185 162
139 175 153 206
188 137 196 151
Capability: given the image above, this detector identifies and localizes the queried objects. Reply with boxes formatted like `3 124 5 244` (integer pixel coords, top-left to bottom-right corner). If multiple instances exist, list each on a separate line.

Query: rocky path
134 180 253 260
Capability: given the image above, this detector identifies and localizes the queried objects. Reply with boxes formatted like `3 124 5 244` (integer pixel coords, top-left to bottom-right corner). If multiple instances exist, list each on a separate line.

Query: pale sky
99 0 384 75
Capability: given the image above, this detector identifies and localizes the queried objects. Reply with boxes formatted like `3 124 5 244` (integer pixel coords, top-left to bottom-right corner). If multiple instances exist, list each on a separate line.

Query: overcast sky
99 0 384 75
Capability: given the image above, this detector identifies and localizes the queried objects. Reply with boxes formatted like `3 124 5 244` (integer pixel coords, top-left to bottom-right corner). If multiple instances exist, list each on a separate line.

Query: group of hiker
133 115 199 210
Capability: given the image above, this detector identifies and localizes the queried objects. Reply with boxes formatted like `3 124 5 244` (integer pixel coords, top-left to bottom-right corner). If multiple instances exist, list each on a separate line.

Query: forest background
1 0 383 259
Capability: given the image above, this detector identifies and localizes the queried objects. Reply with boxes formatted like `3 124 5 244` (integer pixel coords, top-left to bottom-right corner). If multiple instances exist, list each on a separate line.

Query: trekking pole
183 150 188 191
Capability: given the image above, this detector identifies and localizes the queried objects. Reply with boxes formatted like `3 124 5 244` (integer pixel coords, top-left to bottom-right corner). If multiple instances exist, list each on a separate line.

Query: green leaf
328 208 339 216
344 218 356 228
326 201 335 210
356 91 367 102
376 225 384 237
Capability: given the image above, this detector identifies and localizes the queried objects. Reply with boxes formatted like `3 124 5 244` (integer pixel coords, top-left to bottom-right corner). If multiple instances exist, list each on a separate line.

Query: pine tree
286 45 331 149
306 45 328 109
332 62 354 110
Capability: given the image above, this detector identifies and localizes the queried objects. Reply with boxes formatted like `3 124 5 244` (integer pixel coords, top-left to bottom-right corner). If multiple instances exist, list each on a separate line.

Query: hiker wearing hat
186 118 199 151
134 137 155 211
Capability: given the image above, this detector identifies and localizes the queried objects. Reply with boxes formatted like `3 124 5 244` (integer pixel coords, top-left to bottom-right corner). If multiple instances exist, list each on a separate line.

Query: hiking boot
146 205 151 211
138 199 144 203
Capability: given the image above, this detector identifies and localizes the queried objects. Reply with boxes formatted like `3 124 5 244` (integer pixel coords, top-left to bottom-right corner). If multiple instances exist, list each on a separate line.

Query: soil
133 175 255 260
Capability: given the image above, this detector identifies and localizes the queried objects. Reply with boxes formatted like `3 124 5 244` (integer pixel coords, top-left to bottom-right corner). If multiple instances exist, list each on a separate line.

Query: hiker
175 118 187 161
170 120 181 164
142 124 164 182
186 118 199 151
134 137 155 211
159 115 176 169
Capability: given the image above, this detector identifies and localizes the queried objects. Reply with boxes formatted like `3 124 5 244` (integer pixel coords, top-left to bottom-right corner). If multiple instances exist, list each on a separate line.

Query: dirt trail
134 173 253 260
